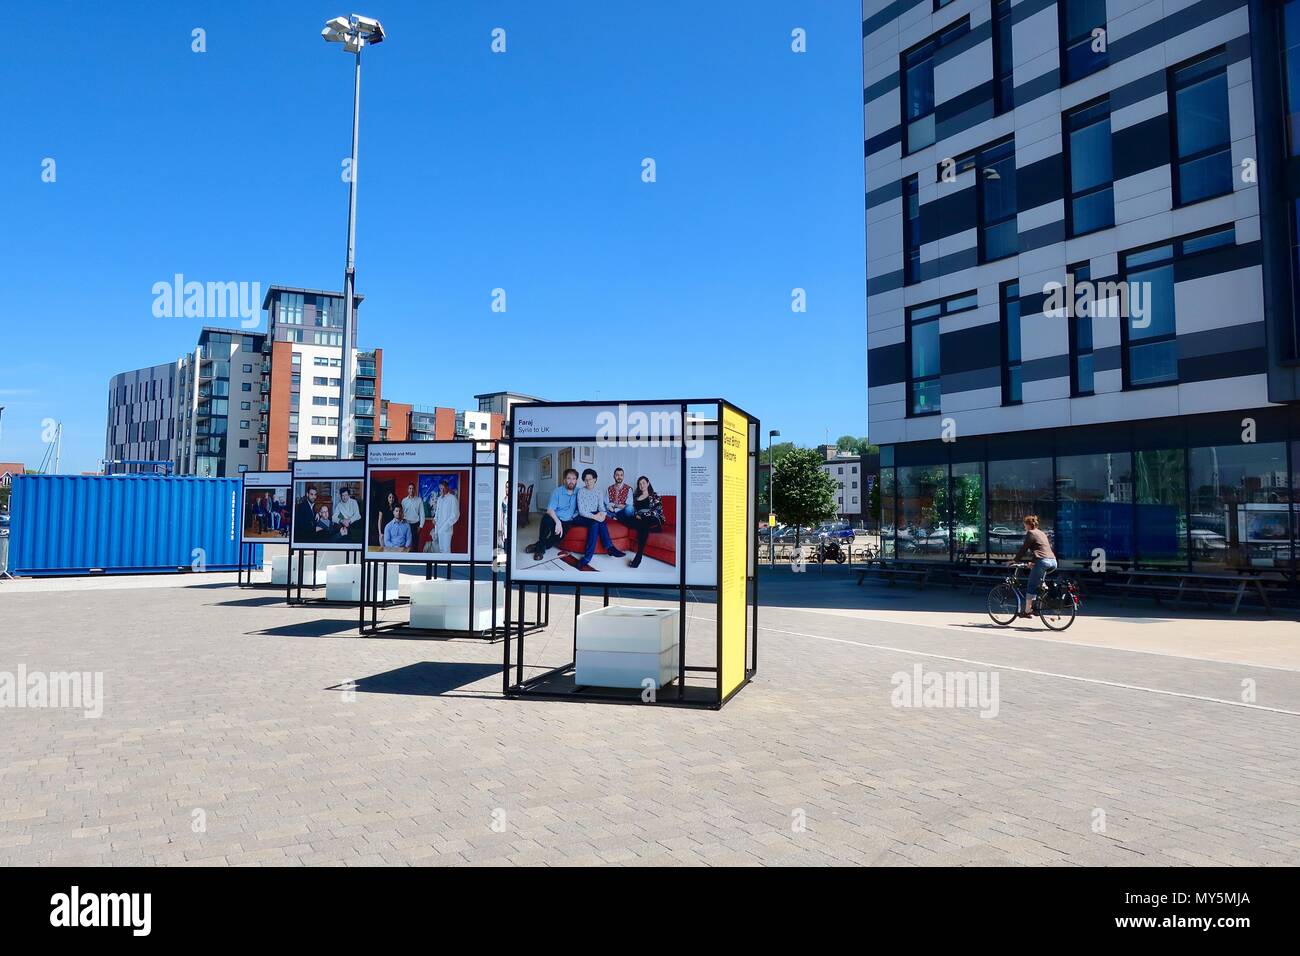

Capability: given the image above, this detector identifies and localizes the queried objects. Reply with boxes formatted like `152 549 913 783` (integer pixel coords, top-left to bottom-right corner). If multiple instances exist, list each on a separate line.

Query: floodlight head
322 13 385 50
770 429 781 438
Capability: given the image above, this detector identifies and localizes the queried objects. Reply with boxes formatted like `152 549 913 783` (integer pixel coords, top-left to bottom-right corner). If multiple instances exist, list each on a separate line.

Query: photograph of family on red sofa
512 444 679 584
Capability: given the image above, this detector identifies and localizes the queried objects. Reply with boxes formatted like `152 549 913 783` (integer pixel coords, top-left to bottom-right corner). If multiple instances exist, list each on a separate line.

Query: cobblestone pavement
2 571 1298 866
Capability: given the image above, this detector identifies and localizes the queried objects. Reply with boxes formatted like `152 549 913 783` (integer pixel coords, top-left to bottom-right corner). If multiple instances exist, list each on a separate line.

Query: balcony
259 402 270 413
260 382 270 395
256 441 267 454
261 339 272 354
356 365 376 379
261 359 271 373
355 383 376 398
257 422 268 434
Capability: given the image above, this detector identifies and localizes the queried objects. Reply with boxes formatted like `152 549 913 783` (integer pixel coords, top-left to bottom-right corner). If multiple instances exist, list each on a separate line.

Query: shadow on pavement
214 596 290 608
328 662 501 697
254 619 358 638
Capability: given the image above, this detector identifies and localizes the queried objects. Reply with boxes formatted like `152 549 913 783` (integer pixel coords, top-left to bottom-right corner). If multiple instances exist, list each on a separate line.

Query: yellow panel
720 406 749 699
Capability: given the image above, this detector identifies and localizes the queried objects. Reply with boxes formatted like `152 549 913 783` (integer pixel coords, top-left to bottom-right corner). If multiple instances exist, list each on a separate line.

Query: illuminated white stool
409 578 505 632
574 606 679 690
271 553 321 585
326 563 398 602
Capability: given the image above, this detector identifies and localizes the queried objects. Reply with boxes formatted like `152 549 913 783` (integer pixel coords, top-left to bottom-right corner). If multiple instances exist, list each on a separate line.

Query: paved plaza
2 568 1299 866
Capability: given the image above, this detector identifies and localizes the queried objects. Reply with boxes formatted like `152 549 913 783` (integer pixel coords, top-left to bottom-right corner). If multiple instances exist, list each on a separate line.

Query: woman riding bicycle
1011 514 1056 618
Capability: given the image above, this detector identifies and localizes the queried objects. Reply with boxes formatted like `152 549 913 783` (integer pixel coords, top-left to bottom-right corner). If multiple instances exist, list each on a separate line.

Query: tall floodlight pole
322 14 385 460
768 429 781 566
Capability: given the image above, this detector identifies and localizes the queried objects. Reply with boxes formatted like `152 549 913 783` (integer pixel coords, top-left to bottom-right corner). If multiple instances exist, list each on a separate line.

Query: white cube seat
271 553 327 586
325 563 399 602
409 578 506 632
574 606 680 689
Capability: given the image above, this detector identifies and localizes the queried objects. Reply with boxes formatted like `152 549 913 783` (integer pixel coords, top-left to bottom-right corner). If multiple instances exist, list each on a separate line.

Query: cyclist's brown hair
1023 514 1040 529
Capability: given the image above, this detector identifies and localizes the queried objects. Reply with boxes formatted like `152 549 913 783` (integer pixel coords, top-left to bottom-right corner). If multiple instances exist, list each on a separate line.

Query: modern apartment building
864 0 1300 576
475 391 543 435
405 406 504 441
106 329 266 476
257 285 386 469
106 286 387 476
105 361 183 471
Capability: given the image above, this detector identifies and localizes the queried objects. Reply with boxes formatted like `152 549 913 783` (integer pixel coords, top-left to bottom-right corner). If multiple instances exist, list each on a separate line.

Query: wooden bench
856 564 931 589
1115 570 1277 615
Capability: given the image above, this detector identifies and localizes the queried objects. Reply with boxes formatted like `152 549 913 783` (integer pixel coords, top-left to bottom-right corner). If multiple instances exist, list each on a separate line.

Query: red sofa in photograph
556 495 677 566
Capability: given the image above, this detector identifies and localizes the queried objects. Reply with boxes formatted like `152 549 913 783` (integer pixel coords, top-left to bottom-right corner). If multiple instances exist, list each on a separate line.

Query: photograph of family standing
289 480 365 548
365 469 468 557
241 487 290 540
512 445 678 579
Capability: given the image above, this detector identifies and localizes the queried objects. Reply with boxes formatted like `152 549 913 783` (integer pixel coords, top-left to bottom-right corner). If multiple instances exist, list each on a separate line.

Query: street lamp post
768 428 780 566
322 14 385 460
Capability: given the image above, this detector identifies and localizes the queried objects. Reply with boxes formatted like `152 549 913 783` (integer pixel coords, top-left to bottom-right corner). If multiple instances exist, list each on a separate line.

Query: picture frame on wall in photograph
578 444 595 464
540 454 552 479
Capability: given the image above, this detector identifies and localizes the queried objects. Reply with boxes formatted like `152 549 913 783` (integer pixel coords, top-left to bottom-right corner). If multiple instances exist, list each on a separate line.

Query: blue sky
0 1 866 473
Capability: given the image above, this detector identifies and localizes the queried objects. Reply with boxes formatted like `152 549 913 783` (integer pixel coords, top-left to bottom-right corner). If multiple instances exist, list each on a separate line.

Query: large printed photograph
289 479 364 549
366 468 469 558
240 486 290 541
511 443 680 583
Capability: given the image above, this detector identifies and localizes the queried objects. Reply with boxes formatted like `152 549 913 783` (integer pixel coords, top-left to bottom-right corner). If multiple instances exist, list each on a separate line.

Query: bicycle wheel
987 584 1019 625
1038 593 1077 631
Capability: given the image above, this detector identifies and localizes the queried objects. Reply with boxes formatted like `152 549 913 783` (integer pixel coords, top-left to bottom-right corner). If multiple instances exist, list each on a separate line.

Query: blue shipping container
8 474 257 576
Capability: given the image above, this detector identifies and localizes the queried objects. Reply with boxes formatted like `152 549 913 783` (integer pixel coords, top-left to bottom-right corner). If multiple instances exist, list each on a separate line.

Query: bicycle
987 562 1079 631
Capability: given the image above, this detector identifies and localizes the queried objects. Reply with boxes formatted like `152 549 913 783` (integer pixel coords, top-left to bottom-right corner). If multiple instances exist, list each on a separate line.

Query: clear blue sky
0 1 866 474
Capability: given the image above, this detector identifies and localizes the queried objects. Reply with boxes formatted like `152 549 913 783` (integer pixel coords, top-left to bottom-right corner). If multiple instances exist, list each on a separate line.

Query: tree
759 441 797 465
835 435 879 457
771 448 838 547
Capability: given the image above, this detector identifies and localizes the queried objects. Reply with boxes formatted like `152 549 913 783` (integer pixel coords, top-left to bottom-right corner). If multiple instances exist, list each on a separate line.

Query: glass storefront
1135 448 1186 566
987 458 1054 558
875 410 1300 583
897 464 948 560
1056 452 1133 566
1188 442 1291 571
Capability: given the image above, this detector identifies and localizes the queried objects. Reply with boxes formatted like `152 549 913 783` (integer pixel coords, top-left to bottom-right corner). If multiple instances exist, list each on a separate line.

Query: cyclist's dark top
1015 528 1055 561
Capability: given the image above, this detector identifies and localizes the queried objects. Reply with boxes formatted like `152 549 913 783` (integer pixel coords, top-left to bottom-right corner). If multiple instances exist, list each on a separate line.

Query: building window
1001 281 1022 404
242 364 252 373
291 353 301 365
1289 200 1300 361
313 376 329 386
1064 98 1113 236
977 138 1017 262
1169 50 1232 206
1059 0 1107 84
1189 442 1291 571
901 20 968 154
1056 451 1133 564
992 0 1014 113
1282 0 1300 154
903 175 921 284
906 291 976 416
240 401 251 411
1120 227 1234 388
1068 262 1095 396
239 439 249 448
1121 244 1177 387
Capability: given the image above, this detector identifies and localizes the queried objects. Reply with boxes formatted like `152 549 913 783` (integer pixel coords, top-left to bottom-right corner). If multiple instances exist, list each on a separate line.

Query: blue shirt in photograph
383 519 412 550
548 485 579 521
